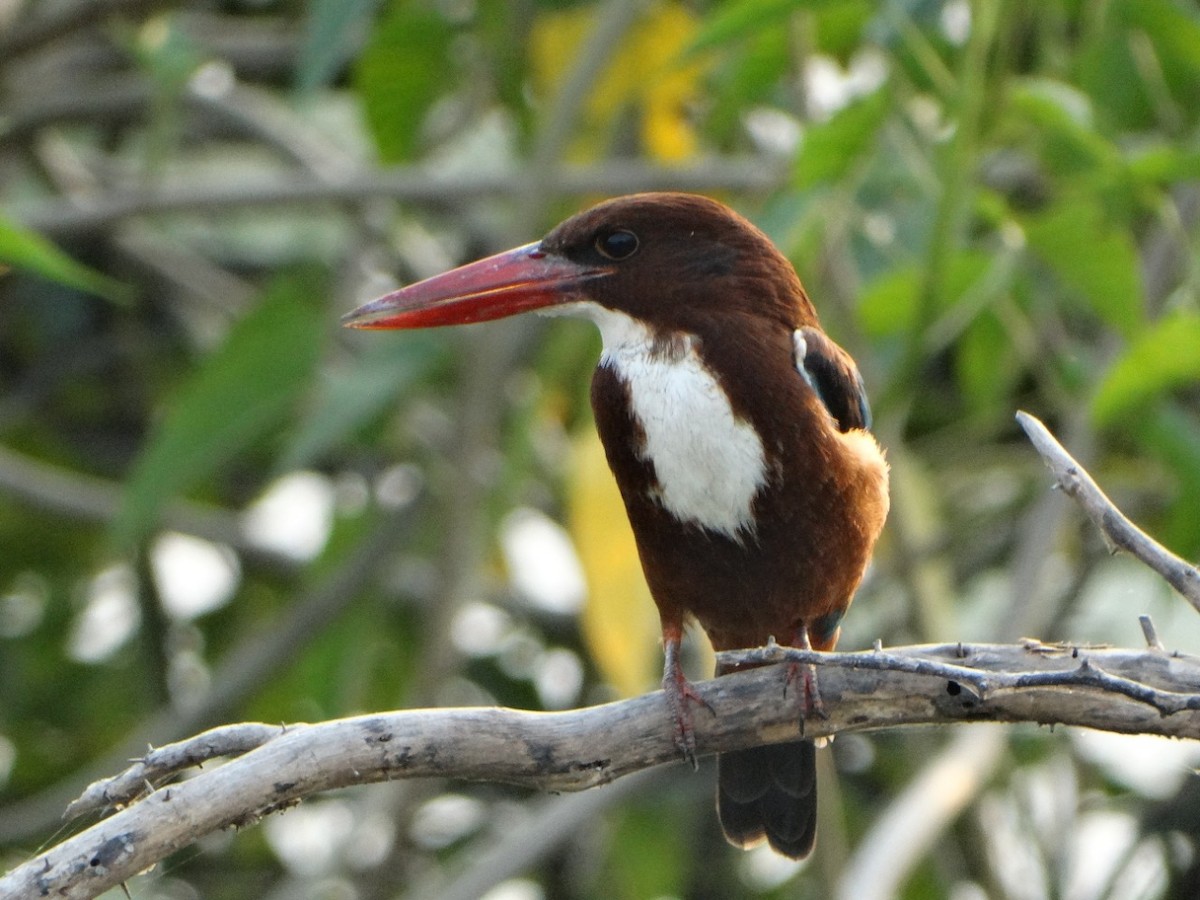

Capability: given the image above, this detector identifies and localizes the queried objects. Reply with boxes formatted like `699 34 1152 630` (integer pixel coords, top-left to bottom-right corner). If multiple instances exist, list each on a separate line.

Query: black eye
594 229 639 260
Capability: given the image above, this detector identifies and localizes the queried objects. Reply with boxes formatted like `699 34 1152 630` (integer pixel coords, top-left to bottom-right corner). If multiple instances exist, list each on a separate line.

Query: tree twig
4 641 1200 900
717 640 1200 715
838 406 1094 894
1016 410 1200 611
62 724 287 822
1140 614 1166 651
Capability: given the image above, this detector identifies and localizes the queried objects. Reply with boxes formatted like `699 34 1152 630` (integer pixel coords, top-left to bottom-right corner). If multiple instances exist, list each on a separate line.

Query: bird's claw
786 659 828 731
663 669 714 770
785 624 829 731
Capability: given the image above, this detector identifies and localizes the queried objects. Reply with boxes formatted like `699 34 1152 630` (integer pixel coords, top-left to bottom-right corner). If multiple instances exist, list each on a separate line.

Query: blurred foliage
116 267 326 547
530 3 707 162
1 0 1199 898
0 215 129 303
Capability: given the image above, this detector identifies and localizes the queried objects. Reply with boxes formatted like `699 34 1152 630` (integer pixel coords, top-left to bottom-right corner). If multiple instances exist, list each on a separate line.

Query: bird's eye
594 229 639 261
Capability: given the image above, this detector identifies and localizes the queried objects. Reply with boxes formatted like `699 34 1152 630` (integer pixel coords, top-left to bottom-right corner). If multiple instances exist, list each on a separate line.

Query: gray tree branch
13 160 786 237
1017 410 1200 610
3 641 1200 900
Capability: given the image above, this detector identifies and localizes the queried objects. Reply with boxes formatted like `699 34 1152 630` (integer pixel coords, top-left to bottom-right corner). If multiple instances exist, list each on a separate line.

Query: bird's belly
601 336 768 540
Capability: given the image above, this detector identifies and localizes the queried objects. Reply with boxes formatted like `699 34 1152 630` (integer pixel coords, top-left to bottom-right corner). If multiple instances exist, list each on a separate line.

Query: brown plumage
344 192 889 858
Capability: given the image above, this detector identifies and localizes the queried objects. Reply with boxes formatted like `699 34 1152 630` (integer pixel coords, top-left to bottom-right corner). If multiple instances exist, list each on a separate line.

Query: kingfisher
343 192 889 859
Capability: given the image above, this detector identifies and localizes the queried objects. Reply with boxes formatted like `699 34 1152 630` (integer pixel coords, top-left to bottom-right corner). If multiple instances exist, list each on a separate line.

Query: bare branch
1140 614 1166 651
1016 410 1200 611
63 724 285 822
14 160 786 237
4 641 1200 899
718 640 1200 716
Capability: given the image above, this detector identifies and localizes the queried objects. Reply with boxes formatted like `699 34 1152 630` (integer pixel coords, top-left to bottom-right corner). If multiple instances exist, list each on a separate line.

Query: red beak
341 242 612 330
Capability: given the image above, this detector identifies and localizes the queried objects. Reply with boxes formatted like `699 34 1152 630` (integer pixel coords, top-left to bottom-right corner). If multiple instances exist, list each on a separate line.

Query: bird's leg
661 621 713 770
785 623 828 723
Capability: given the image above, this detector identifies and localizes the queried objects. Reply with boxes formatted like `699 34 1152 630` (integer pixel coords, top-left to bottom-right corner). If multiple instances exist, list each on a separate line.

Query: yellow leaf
630 4 704 162
529 7 592 100
529 2 706 163
568 427 662 698
643 88 698 162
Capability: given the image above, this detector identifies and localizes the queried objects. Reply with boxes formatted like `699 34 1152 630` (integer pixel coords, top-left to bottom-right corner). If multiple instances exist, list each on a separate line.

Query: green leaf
685 0 861 57
1128 145 1200 184
1023 199 1142 336
0 215 130 303
956 311 1014 411
297 0 380 93
353 7 454 162
858 264 920 337
282 333 443 471
1135 404 1200 560
115 270 325 546
795 87 889 188
811 1 872 62
607 803 688 898
858 251 988 338
1077 0 1200 133
1120 0 1200 120
1007 78 1121 178
1091 312 1200 426
703 24 791 142
1076 34 1152 133
684 0 801 57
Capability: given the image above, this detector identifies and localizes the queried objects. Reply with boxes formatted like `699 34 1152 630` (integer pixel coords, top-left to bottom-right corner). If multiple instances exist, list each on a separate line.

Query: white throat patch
565 303 769 539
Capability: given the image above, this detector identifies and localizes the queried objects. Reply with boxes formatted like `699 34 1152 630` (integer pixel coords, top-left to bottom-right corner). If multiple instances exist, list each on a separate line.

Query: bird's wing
793 327 872 432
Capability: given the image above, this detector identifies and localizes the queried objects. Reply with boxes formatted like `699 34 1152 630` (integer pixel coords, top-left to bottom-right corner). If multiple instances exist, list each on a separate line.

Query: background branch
0 499 422 846
13 160 787 236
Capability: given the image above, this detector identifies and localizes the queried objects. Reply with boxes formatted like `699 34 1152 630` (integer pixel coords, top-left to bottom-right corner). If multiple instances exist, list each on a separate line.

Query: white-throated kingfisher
343 193 889 859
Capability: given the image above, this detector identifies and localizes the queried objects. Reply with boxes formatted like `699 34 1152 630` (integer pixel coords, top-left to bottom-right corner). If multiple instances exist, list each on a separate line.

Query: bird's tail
716 739 817 859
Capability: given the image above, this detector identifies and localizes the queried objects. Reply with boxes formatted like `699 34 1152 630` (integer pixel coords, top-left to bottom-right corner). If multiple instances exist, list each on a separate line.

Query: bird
342 192 889 859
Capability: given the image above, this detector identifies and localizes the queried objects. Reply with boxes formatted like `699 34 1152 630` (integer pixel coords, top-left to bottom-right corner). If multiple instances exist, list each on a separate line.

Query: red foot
662 630 714 769
785 625 829 732
785 660 827 718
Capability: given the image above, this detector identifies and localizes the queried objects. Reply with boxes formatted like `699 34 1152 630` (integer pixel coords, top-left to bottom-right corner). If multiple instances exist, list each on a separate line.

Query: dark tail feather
717 740 816 859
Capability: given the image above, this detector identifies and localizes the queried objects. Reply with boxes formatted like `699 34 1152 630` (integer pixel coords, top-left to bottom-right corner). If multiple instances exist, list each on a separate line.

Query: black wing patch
793 327 872 433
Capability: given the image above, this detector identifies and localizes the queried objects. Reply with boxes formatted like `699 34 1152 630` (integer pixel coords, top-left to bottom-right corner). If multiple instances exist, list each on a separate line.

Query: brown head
342 193 819 336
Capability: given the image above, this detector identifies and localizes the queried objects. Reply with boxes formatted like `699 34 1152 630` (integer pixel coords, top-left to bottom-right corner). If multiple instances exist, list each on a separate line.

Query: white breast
564 303 769 539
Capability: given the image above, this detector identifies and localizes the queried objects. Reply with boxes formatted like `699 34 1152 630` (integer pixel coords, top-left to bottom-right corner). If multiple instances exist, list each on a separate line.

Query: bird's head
342 193 816 335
